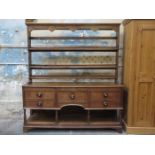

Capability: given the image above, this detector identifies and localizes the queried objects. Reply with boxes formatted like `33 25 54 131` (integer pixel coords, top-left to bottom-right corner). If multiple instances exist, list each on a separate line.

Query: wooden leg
55 110 58 125
24 109 27 125
117 127 123 134
116 110 123 133
30 109 35 115
23 126 32 132
117 110 123 125
117 110 121 121
87 110 90 125
23 109 32 132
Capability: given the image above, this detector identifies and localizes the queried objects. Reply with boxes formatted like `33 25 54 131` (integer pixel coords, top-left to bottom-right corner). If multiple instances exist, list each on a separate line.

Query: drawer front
23 87 123 109
57 91 88 107
91 91 121 101
90 89 122 108
24 88 55 100
90 100 122 108
24 100 55 108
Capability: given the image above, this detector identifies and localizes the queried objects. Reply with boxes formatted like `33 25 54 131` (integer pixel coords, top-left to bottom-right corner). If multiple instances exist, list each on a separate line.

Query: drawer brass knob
103 92 108 97
103 101 108 107
37 101 43 107
69 94 75 100
37 92 43 98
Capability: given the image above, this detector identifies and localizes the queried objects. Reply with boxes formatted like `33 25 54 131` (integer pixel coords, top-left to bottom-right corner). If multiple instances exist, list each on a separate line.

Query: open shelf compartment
25 106 121 128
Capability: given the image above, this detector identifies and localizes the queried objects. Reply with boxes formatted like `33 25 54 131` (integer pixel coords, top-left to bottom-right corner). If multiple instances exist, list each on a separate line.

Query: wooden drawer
57 91 88 108
91 90 121 101
24 100 55 108
23 88 55 100
23 86 123 109
90 100 122 108
90 89 122 108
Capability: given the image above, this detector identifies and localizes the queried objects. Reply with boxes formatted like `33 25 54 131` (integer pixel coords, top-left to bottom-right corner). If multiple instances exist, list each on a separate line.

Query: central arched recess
59 105 87 123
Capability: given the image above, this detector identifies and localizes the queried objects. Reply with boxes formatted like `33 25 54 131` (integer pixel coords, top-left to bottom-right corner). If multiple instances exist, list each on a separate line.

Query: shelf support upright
27 27 32 83
115 26 120 84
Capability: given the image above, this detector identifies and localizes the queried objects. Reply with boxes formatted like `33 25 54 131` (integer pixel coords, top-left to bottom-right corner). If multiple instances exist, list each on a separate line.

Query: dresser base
22 82 124 133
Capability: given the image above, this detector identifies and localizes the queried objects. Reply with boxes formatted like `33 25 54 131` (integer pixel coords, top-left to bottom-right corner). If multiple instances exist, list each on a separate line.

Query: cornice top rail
25 19 121 27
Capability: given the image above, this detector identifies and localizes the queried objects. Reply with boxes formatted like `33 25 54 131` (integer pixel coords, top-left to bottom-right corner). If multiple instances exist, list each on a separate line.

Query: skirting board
124 121 155 135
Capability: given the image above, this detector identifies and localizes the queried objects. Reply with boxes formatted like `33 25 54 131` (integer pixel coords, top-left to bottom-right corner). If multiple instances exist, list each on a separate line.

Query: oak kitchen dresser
22 19 124 132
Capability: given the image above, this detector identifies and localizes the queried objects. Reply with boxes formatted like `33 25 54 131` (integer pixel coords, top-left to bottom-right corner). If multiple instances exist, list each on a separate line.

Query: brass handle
69 93 75 100
37 92 43 98
37 101 43 107
103 101 108 107
103 92 108 98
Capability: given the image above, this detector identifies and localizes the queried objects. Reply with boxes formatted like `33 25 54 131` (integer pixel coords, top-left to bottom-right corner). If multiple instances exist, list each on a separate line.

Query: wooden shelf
25 121 121 128
25 109 121 129
30 64 117 69
25 21 120 31
24 82 124 88
29 47 119 52
31 74 116 79
30 36 117 40
26 21 121 26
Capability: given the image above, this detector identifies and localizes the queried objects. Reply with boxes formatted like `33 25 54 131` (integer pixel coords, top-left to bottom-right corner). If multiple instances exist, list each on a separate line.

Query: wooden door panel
139 30 155 80
135 82 154 126
135 25 155 127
